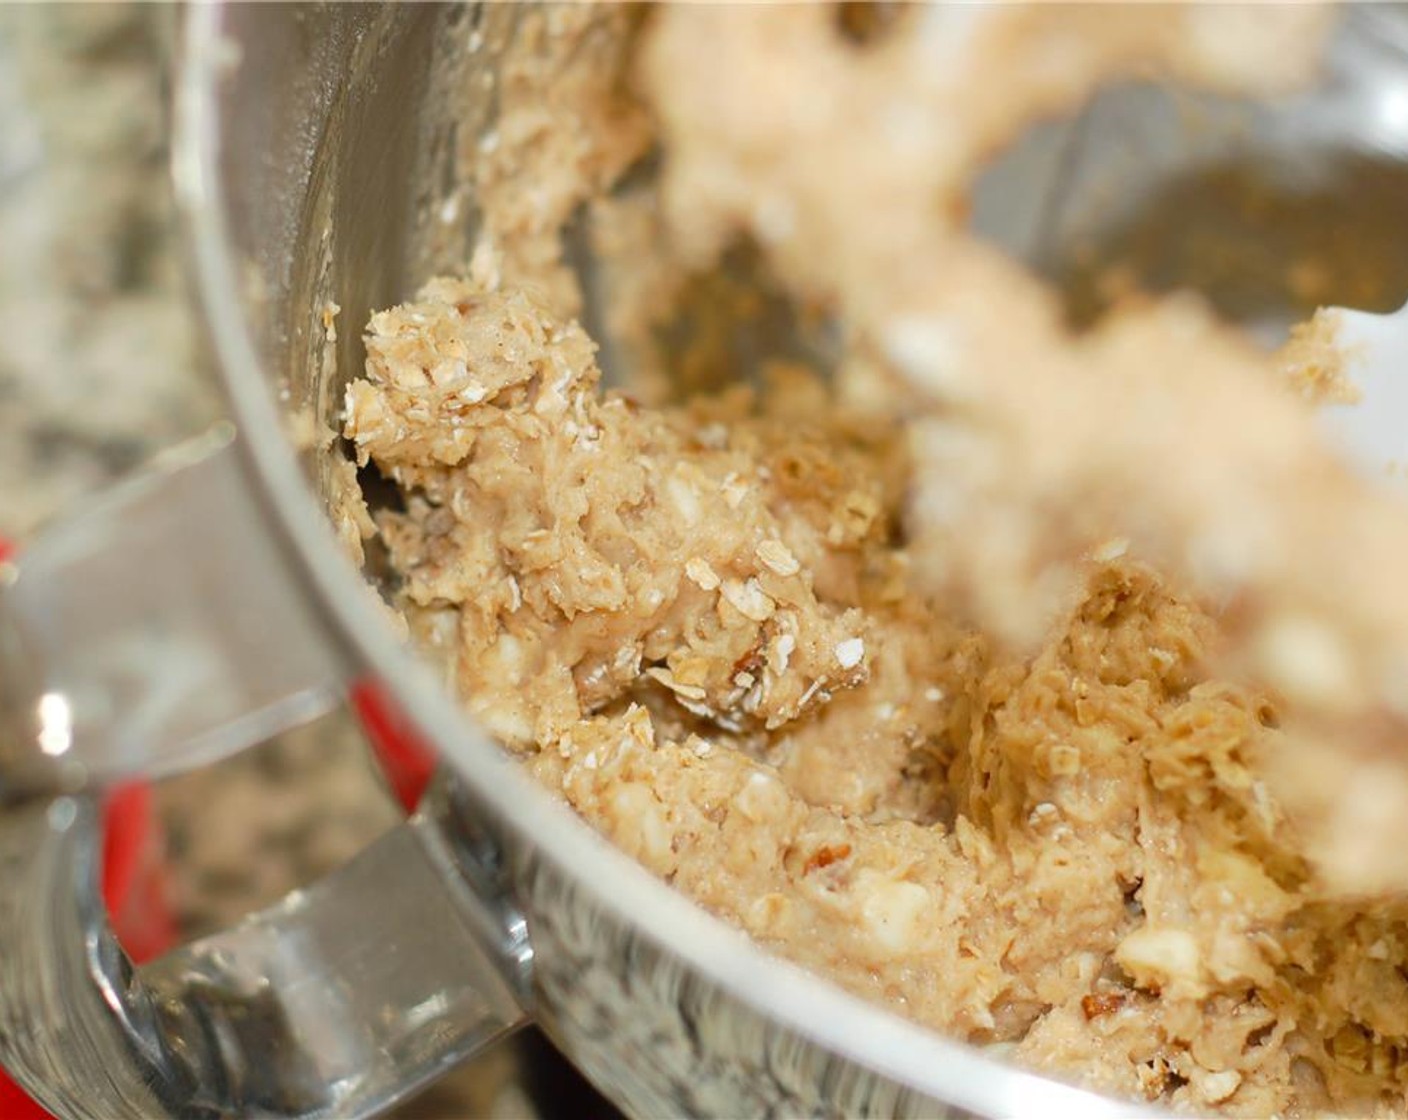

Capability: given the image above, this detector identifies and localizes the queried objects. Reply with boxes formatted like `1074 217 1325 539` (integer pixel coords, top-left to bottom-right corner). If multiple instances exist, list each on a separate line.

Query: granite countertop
0 8 544 1117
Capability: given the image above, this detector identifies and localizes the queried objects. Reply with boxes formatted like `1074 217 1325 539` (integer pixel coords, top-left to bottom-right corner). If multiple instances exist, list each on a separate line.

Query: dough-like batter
346 277 1408 1118
342 6 1408 1115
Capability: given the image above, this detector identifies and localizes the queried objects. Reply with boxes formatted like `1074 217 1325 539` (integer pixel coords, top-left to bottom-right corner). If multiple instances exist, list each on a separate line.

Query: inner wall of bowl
973 6 1408 343
250 4 495 530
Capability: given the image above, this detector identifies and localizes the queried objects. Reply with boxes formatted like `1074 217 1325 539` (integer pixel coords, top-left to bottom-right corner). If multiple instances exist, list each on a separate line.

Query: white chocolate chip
859 875 931 954
666 475 701 525
696 422 729 449
882 315 968 401
736 771 787 823
1116 926 1203 991
1091 536 1129 562
1255 613 1357 709
608 783 672 870
1027 802 1060 827
1199 1069 1242 1105
835 637 865 670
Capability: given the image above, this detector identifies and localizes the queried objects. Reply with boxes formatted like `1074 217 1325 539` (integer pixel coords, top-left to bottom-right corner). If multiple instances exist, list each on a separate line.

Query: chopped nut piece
802 843 852 874
1080 991 1127 1020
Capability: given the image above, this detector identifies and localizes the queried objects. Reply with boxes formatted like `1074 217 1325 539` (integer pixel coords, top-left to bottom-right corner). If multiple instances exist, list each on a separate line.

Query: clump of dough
347 278 888 745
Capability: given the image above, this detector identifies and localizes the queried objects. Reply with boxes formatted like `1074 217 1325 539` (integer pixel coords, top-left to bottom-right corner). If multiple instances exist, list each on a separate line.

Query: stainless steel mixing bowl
2 5 1406 1118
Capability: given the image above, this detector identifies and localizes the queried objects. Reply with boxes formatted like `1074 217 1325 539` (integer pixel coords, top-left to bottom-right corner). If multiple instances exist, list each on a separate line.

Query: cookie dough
346 275 1408 1117
342 6 1408 1115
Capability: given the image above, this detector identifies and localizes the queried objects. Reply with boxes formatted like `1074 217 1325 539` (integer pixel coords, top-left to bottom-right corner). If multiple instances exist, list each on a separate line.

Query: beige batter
342 6 1408 1116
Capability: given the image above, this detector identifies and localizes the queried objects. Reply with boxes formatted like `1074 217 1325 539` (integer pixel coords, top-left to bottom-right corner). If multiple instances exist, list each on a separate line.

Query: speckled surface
0 7 543 1117
0 5 216 541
